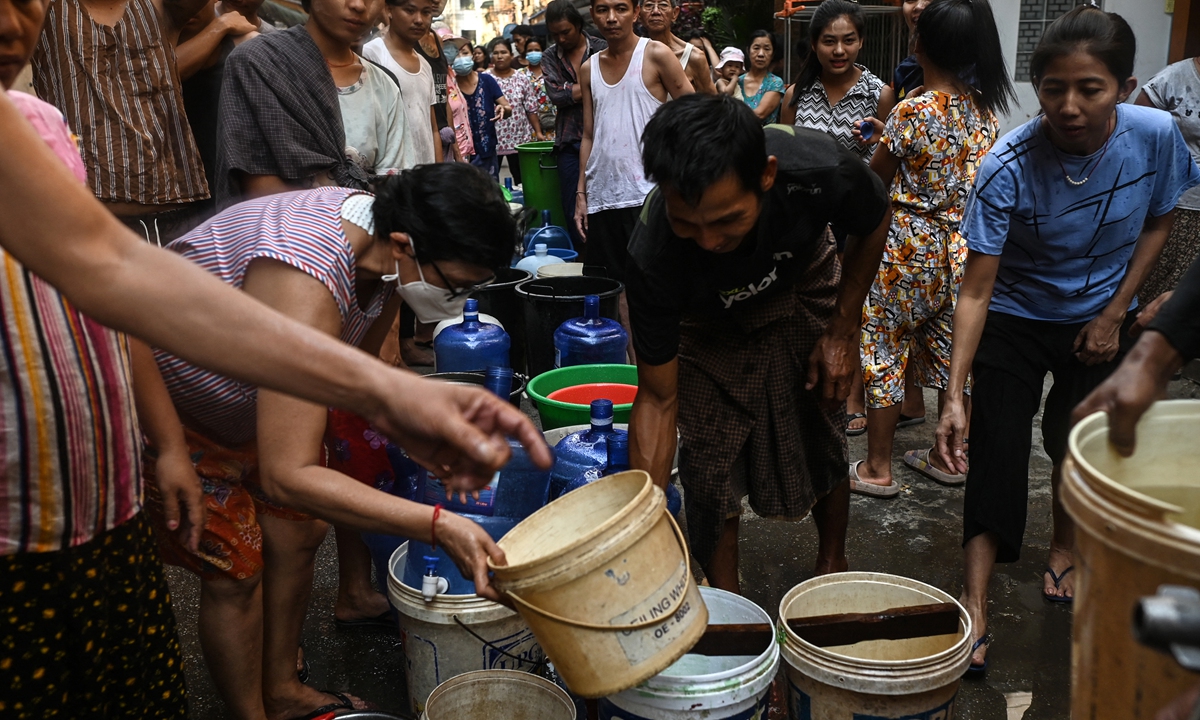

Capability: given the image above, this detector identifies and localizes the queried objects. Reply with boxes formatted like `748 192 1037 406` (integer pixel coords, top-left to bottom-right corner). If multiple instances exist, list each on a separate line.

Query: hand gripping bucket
421 669 576 720
778 573 971 719
1062 400 1200 719
488 470 707 698
387 543 546 715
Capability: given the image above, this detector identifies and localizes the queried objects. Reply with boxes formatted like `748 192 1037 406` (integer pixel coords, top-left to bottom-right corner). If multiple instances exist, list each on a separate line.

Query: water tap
1135 585 1200 672
422 555 450 602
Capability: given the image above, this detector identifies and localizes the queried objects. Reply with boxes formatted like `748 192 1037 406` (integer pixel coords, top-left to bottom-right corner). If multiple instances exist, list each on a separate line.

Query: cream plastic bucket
421 669 576 720
599 586 781 719
489 470 708 698
1062 399 1200 720
778 572 970 719
388 543 545 715
537 262 585 278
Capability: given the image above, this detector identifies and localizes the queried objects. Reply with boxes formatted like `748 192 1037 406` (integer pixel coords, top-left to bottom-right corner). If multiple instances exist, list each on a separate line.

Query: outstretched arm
628 358 679 491
0 92 551 488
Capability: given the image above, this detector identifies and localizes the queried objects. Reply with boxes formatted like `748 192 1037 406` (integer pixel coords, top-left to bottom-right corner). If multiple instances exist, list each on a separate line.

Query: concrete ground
168 376 1200 719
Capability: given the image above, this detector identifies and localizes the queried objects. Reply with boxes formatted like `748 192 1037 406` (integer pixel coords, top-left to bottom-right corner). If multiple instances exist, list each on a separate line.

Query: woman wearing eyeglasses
145 163 513 719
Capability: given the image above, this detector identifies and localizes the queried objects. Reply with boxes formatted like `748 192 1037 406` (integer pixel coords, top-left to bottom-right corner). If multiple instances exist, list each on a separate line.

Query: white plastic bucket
489 471 708 698
599 587 780 719
779 572 970 719
537 262 585 278
1063 400 1200 719
388 543 546 716
421 669 576 720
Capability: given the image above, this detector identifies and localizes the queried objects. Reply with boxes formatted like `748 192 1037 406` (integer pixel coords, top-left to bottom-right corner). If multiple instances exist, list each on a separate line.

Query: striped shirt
32 0 210 206
792 65 884 163
1 92 143 556
155 188 393 445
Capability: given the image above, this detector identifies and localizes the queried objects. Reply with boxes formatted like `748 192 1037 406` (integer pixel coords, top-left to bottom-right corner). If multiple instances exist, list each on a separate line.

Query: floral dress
487 69 539 156
526 69 556 141
738 72 784 124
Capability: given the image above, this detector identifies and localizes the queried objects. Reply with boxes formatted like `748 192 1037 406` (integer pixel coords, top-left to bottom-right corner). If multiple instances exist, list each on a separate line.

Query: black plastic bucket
425 371 527 407
470 267 531 375
515 276 623 378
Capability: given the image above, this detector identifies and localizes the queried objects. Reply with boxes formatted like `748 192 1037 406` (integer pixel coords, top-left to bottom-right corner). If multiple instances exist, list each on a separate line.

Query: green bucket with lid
516 141 566 228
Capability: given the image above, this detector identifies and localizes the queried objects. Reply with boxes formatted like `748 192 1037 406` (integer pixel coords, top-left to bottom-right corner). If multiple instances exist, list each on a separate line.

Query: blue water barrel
433 298 510 373
554 294 628 368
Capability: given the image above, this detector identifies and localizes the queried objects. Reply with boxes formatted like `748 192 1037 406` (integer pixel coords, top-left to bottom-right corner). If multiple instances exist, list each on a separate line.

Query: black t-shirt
625 125 888 366
416 42 450 129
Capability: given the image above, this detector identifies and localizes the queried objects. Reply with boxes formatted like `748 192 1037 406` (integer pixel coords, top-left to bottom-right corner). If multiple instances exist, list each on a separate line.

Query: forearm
528 112 543 136
752 93 781 120
1104 212 1174 318
629 396 678 490
264 463 440 537
831 212 889 338
945 255 1000 401
130 338 188 453
175 22 229 80
576 135 592 192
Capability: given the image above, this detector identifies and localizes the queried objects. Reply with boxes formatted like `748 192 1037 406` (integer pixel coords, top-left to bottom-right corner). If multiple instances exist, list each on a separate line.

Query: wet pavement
168 376 1200 719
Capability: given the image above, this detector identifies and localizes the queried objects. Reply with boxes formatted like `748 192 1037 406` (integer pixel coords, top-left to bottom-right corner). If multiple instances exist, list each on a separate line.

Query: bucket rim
489 471 657 577
513 276 625 301
1069 402 1195 521
423 669 576 720
778 572 971 679
387 544 520 622
526 364 638 413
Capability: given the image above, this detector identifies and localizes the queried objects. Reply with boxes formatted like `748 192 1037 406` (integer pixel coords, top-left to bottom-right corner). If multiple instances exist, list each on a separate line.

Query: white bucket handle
504 510 696 631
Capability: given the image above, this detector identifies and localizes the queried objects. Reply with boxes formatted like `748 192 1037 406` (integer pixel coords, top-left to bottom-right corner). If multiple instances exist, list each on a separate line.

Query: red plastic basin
546 382 639 406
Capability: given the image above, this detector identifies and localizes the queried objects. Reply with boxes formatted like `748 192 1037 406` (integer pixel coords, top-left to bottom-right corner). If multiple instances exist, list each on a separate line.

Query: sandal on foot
965 633 992 677
334 609 397 633
289 690 357 720
1044 566 1075 604
849 461 901 498
846 412 867 437
903 448 966 486
897 413 926 428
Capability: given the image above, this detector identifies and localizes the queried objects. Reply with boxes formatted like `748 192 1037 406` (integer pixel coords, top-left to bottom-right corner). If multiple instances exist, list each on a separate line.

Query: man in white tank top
574 0 692 291
642 0 715 95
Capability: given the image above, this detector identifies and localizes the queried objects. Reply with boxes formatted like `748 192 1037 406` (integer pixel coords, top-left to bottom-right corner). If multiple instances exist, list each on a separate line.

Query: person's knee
202 571 264 604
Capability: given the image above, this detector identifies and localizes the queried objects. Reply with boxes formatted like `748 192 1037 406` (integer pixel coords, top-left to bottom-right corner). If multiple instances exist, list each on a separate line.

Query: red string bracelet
430 504 443 550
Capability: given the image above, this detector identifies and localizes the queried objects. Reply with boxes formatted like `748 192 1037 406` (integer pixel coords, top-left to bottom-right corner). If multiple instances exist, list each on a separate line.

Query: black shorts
963 310 1135 563
584 206 641 284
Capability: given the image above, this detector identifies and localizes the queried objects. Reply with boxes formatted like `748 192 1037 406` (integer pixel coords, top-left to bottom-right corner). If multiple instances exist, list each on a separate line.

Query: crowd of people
2 0 1200 716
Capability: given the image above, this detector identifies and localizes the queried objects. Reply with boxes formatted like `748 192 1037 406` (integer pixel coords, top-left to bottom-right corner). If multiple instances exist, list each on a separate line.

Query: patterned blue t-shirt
963 104 1200 322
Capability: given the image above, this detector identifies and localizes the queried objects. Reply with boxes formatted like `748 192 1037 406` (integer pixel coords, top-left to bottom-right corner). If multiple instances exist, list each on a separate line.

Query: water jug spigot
422 555 450 602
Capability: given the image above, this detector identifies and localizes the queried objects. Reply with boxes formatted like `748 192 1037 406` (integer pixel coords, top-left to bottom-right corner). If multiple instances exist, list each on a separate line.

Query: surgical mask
452 56 475 76
443 46 458 66
525 51 543 65
382 259 469 324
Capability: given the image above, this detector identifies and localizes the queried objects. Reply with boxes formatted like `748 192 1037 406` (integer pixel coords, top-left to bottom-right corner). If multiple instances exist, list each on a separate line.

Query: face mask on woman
452 56 475 76
443 46 459 66
525 51 543 66
381 252 471 323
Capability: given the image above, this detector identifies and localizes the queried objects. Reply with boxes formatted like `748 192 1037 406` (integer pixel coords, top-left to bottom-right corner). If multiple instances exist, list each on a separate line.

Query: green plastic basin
526 364 638 430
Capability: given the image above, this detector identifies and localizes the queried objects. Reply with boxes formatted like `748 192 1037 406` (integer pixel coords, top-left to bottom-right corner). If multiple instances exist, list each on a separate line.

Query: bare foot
334 589 391 624
1044 546 1076 600
960 593 988 667
266 686 368 720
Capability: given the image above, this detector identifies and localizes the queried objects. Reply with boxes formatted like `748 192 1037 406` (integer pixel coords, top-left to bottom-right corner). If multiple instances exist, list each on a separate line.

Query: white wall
993 0 1175 136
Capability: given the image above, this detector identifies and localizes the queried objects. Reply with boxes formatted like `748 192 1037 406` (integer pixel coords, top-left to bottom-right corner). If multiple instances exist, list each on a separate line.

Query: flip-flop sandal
849 460 901 498
334 610 397 633
289 690 357 720
1044 566 1075 604
897 413 926 428
903 448 966 486
845 412 867 437
965 633 992 677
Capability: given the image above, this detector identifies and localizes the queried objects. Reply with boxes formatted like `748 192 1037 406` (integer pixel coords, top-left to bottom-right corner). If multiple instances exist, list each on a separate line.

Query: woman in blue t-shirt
934 7 1199 675
451 54 512 178
738 30 784 124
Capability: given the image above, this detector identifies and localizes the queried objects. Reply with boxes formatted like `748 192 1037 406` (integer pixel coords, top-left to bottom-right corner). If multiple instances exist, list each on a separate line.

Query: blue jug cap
542 209 552 226
463 298 479 319
583 294 600 320
504 178 513 190
534 243 548 255
590 399 614 426
423 556 440 575
859 120 874 141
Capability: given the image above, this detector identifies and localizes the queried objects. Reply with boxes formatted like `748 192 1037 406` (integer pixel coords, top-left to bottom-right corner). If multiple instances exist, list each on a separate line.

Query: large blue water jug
433 298 510 373
553 294 629 368
549 399 624 499
505 177 525 206
523 209 573 252
560 435 682 517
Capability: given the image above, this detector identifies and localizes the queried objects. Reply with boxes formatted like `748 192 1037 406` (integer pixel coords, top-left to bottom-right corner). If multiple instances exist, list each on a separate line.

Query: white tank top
680 42 693 70
585 37 663 213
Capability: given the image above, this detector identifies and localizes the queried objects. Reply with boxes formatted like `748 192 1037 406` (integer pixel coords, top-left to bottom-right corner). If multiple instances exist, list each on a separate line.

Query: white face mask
382 258 471 324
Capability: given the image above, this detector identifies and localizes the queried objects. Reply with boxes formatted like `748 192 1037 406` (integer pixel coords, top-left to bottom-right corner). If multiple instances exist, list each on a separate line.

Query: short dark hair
1030 5 1136 87
512 24 535 37
490 37 514 54
545 0 584 30
918 0 1015 116
642 94 767 207
374 164 516 271
746 29 778 66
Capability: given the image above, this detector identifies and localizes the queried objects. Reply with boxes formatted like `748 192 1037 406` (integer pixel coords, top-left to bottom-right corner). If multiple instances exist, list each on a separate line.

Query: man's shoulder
764 125 843 174
627 189 674 267
228 23 301 63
